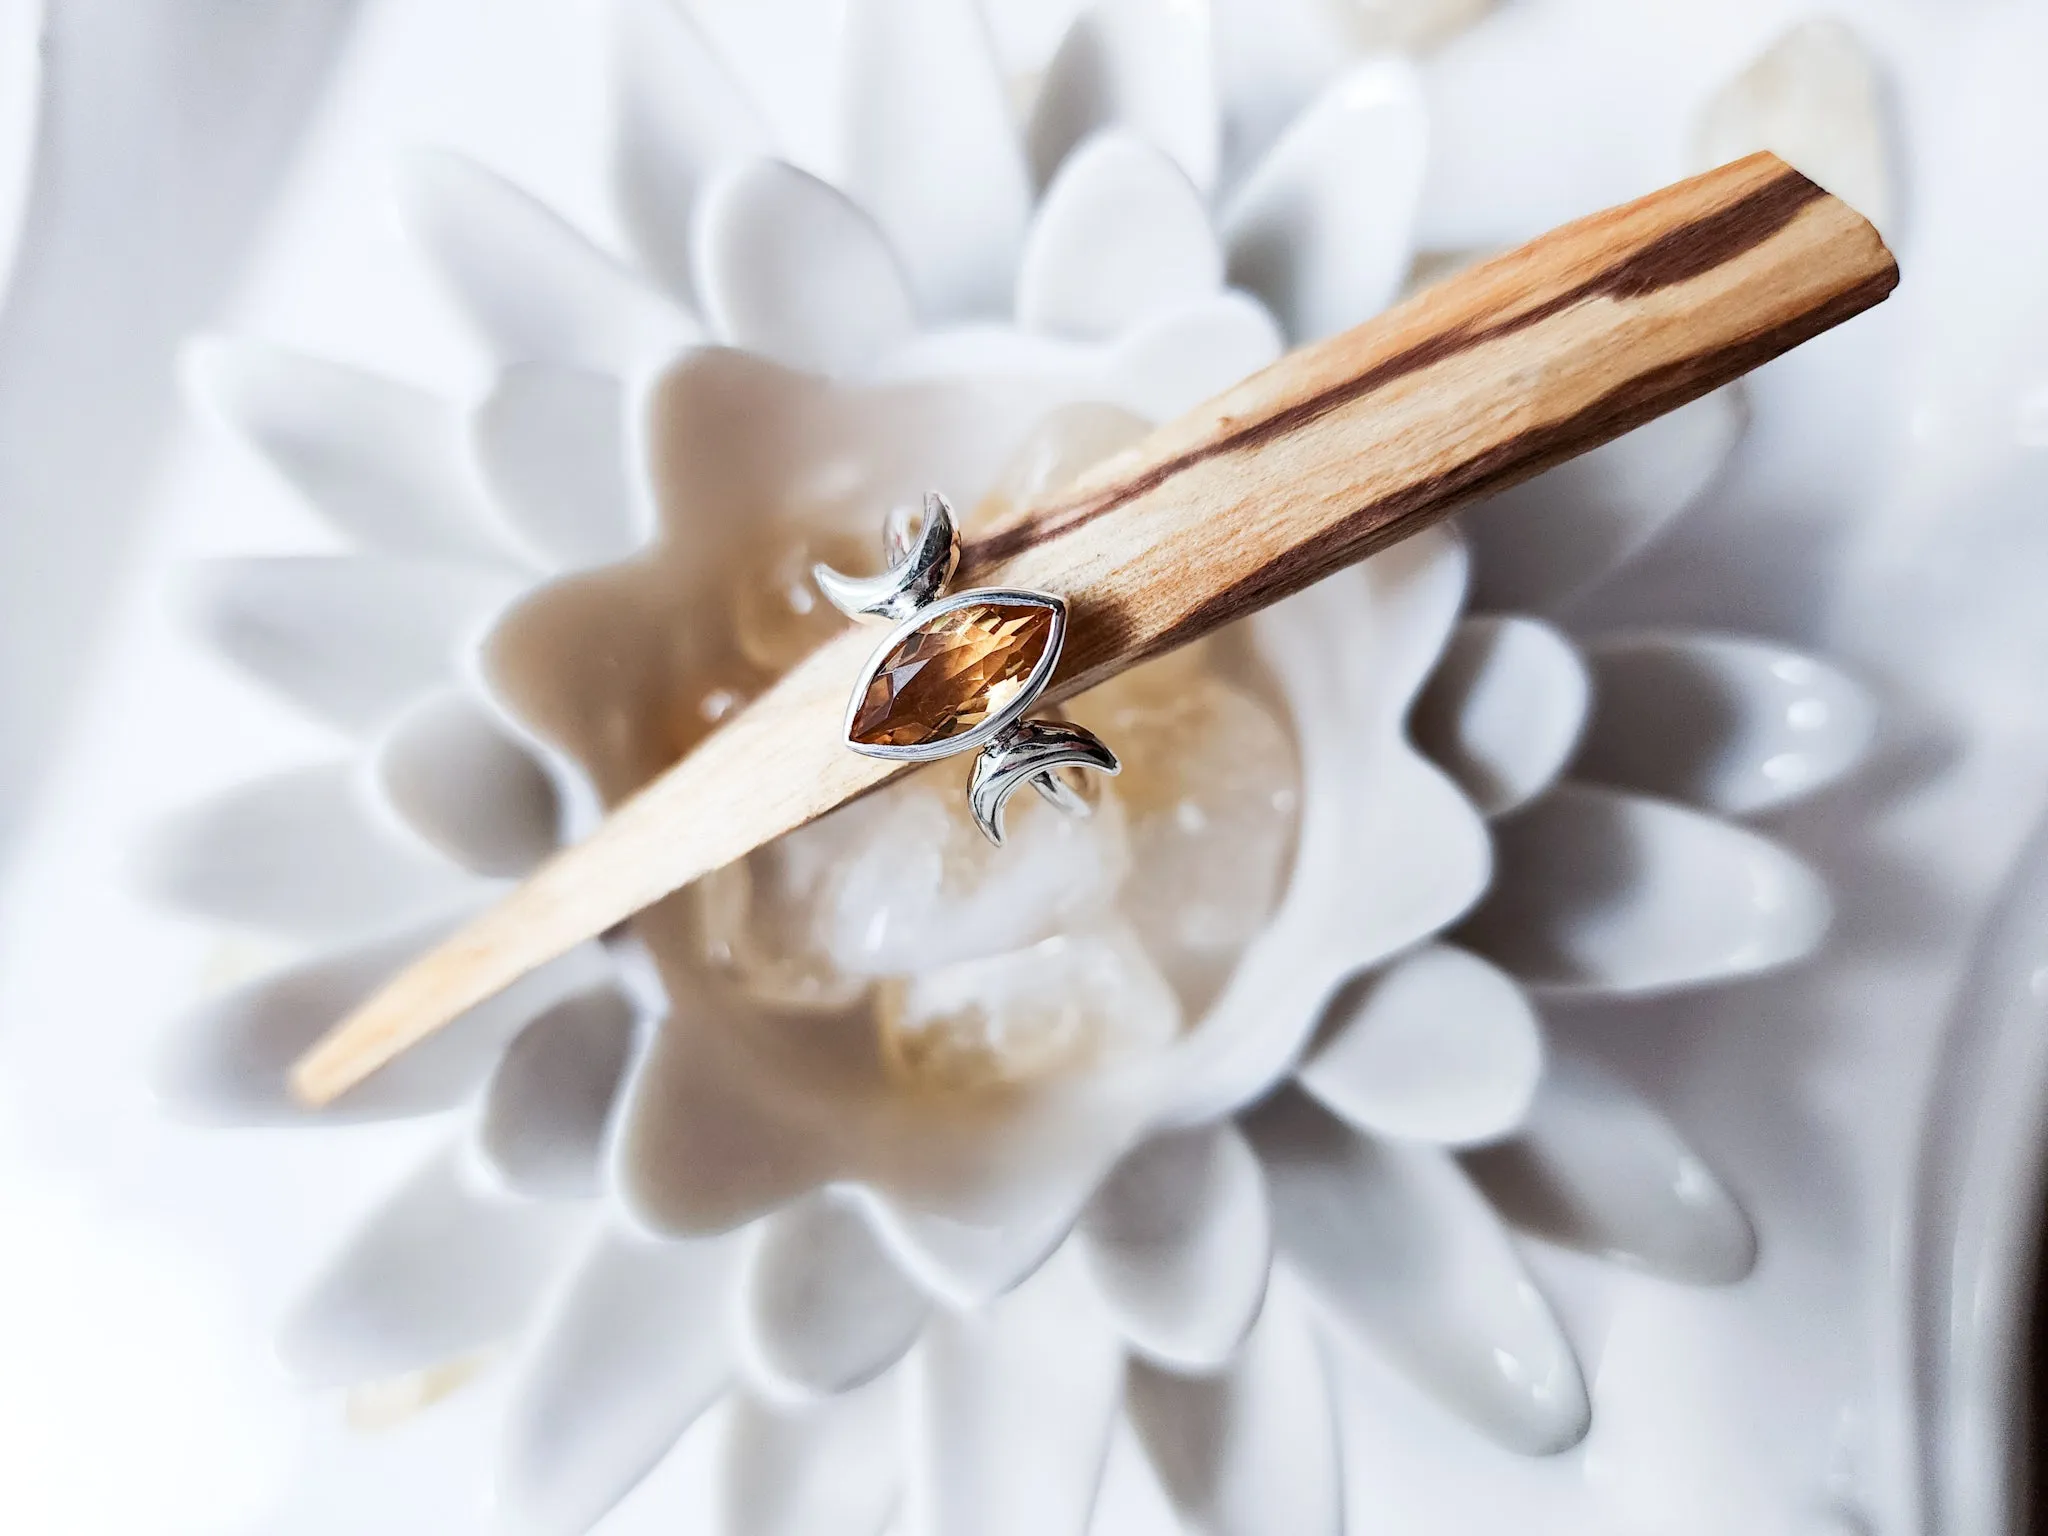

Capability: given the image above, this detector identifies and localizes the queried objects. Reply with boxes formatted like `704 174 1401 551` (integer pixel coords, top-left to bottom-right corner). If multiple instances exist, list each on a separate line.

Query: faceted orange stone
851 601 1056 749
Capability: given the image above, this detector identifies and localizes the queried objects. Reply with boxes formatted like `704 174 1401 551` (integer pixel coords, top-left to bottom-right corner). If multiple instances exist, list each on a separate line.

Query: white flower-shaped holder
122 1 1916 1533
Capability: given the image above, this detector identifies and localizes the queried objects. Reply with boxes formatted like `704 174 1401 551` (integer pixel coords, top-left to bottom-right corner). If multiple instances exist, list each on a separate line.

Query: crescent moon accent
820 489 1120 845
968 719 1121 846
813 489 960 624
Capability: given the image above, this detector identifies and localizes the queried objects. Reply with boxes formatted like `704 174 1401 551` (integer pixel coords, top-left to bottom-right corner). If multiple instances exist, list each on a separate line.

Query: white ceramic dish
0 1 2045 1534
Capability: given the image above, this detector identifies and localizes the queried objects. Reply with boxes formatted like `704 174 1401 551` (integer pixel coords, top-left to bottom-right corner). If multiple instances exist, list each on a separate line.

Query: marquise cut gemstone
850 601 1056 749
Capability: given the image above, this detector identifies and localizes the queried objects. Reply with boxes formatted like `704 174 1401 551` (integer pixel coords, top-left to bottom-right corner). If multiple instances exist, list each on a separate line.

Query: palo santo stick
292 152 1896 1105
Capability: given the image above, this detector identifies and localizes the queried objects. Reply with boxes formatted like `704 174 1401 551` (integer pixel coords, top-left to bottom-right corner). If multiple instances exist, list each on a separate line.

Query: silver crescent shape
813 490 960 624
968 718 1121 846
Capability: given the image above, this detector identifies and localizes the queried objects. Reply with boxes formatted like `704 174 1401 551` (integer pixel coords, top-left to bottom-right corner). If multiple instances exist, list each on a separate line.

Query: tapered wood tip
288 1047 344 1106
286 962 441 1106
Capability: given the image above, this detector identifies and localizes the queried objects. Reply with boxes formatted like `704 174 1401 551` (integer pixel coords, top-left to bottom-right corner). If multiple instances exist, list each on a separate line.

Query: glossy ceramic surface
0 2 2042 1534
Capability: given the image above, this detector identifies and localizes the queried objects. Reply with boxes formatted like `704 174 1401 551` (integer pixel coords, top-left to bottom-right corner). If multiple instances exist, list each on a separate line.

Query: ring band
815 492 1119 845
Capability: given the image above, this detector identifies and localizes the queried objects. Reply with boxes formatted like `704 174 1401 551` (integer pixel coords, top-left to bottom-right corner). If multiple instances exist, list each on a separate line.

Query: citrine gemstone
851 601 1056 749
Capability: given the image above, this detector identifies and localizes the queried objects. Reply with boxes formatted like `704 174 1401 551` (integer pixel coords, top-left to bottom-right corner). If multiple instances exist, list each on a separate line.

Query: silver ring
815 492 1120 846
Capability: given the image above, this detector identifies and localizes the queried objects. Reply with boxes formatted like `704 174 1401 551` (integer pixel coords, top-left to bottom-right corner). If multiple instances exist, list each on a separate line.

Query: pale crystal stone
732 526 872 675
1329 0 1492 53
695 803 876 1011
965 401 1151 535
701 403 1296 1022
826 761 1132 975
1068 646 1299 1011
877 925 1181 1093
849 600 1056 748
698 759 1131 1007
1694 19 1893 236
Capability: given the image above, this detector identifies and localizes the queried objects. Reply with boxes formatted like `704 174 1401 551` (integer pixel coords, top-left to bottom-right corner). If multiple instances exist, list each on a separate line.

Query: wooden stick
291 153 1896 1106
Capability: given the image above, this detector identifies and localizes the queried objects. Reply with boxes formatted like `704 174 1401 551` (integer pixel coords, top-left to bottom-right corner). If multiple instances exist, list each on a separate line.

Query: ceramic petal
875 323 1097 389
1246 1088 1589 1454
1410 615 1590 817
838 0 1030 319
135 761 476 942
1574 631 1877 817
1167 527 1490 1124
1297 944 1542 1147
472 363 646 571
152 919 612 1125
496 1223 740 1536
185 338 511 563
1457 782 1833 997
398 148 696 372
1208 0 1352 191
611 983 841 1237
474 987 639 1201
694 158 917 376
720 1384 901 1536
1104 289 1284 420
375 691 560 878
1027 0 1220 195
1694 18 1894 237
1461 387 1746 613
1222 59 1427 343
904 1249 1123 1536
1125 1280 1341 1536
1075 1123 1270 1371
741 1192 930 1399
853 1170 1099 1310
277 1146 589 1386
610 0 774 306
1464 1046 1756 1284
183 555 522 735
1016 131 1221 344
877 290 1282 425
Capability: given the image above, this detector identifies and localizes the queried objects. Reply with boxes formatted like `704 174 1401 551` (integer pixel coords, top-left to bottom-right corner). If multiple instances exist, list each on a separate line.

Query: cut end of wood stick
288 154 1896 1107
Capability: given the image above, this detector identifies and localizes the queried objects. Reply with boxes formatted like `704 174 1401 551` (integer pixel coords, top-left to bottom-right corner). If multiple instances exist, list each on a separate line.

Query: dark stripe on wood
1600 168 1826 296
967 167 1827 571
1119 258 1899 668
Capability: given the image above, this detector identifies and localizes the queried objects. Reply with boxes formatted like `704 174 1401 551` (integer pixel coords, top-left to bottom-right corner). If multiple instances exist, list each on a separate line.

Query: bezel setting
816 491 1118 844
839 586 1068 763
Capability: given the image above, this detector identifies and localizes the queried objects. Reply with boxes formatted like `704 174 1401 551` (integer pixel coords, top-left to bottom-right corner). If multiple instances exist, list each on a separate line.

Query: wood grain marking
1599 167 1824 294
1158 258 1900 648
969 166 1828 569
